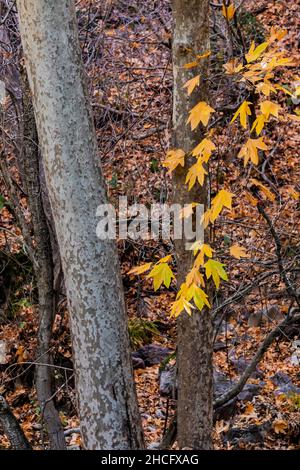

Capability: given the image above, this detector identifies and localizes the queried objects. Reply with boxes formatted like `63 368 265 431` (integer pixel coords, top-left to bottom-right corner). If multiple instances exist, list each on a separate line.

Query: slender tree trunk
16 0 144 450
172 0 213 449
21 70 66 450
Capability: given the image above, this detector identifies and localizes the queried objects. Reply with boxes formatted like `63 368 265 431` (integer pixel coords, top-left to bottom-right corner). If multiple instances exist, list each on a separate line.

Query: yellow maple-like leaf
251 114 266 136
170 296 194 318
183 75 200 95
185 159 207 189
223 59 243 75
204 259 228 289
272 420 288 435
186 283 211 310
268 27 287 43
260 100 280 119
250 178 275 201
179 202 199 219
128 262 152 275
210 189 233 222
255 80 276 97
230 244 249 259
187 101 215 130
230 101 252 129
147 263 175 291
238 137 268 166
192 138 216 161
163 149 185 173
245 41 269 63
222 3 235 20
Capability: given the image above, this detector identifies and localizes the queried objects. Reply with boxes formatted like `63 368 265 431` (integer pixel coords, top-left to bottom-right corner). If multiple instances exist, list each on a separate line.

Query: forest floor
0 0 299 449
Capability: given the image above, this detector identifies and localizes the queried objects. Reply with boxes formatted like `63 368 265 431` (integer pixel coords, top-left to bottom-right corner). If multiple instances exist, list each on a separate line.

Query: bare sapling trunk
172 0 213 449
16 0 144 449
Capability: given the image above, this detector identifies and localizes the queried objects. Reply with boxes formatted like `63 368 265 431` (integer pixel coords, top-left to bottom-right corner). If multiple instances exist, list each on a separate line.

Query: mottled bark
0 395 31 450
21 70 66 450
16 0 144 450
172 0 213 449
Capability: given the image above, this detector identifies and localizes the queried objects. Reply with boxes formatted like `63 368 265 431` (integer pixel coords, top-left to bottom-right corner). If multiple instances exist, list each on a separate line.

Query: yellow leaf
222 3 235 20
158 255 172 263
192 138 216 161
268 27 287 43
179 202 199 219
260 100 280 119
230 244 249 259
170 296 194 318
272 420 288 435
255 80 276 97
196 51 211 60
250 178 275 201
274 84 292 96
230 101 252 129
245 41 269 63
204 259 228 289
186 283 211 310
185 159 208 189
187 101 215 130
251 114 266 136
210 189 233 222
147 263 175 291
183 61 199 69
223 59 244 75
183 75 200 95
238 138 268 166
128 262 152 275
163 149 185 173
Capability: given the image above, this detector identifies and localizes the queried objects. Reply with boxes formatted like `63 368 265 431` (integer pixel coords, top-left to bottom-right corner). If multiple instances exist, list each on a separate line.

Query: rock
237 383 265 402
248 305 282 327
133 343 173 367
132 355 145 369
0 340 7 364
228 351 264 379
159 365 176 398
223 422 271 448
270 371 300 395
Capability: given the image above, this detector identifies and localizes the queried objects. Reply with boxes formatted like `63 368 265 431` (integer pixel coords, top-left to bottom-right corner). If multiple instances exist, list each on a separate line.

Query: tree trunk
21 70 66 450
16 0 144 450
0 395 31 450
172 0 213 449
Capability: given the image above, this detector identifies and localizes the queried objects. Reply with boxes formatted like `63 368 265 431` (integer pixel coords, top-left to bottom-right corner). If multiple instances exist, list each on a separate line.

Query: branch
214 314 298 408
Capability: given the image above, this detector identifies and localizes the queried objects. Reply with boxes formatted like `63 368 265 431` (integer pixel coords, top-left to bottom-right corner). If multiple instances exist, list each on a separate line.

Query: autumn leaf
196 51 211 60
128 262 152 275
221 3 235 20
210 189 233 222
192 138 216 160
230 101 252 129
272 419 288 434
170 296 194 317
260 100 280 119
204 259 228 289
250 178 275 201
245 41 269 63
147 263 175 291
163 149 185 173
238 137 268 166
183 61 198 69
186 283 210 310
255 80 277 97
251 114 266 136
187 101 215 130
158 255 172 263
179 202 199 219
185 159 207 189
287 113 300 122
230 244 249 259
268 27 287 43
223 59 243 75
183 75 200 95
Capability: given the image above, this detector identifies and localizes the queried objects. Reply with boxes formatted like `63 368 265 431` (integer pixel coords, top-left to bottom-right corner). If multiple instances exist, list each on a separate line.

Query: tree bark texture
17 0 144 450
172 0 213 449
